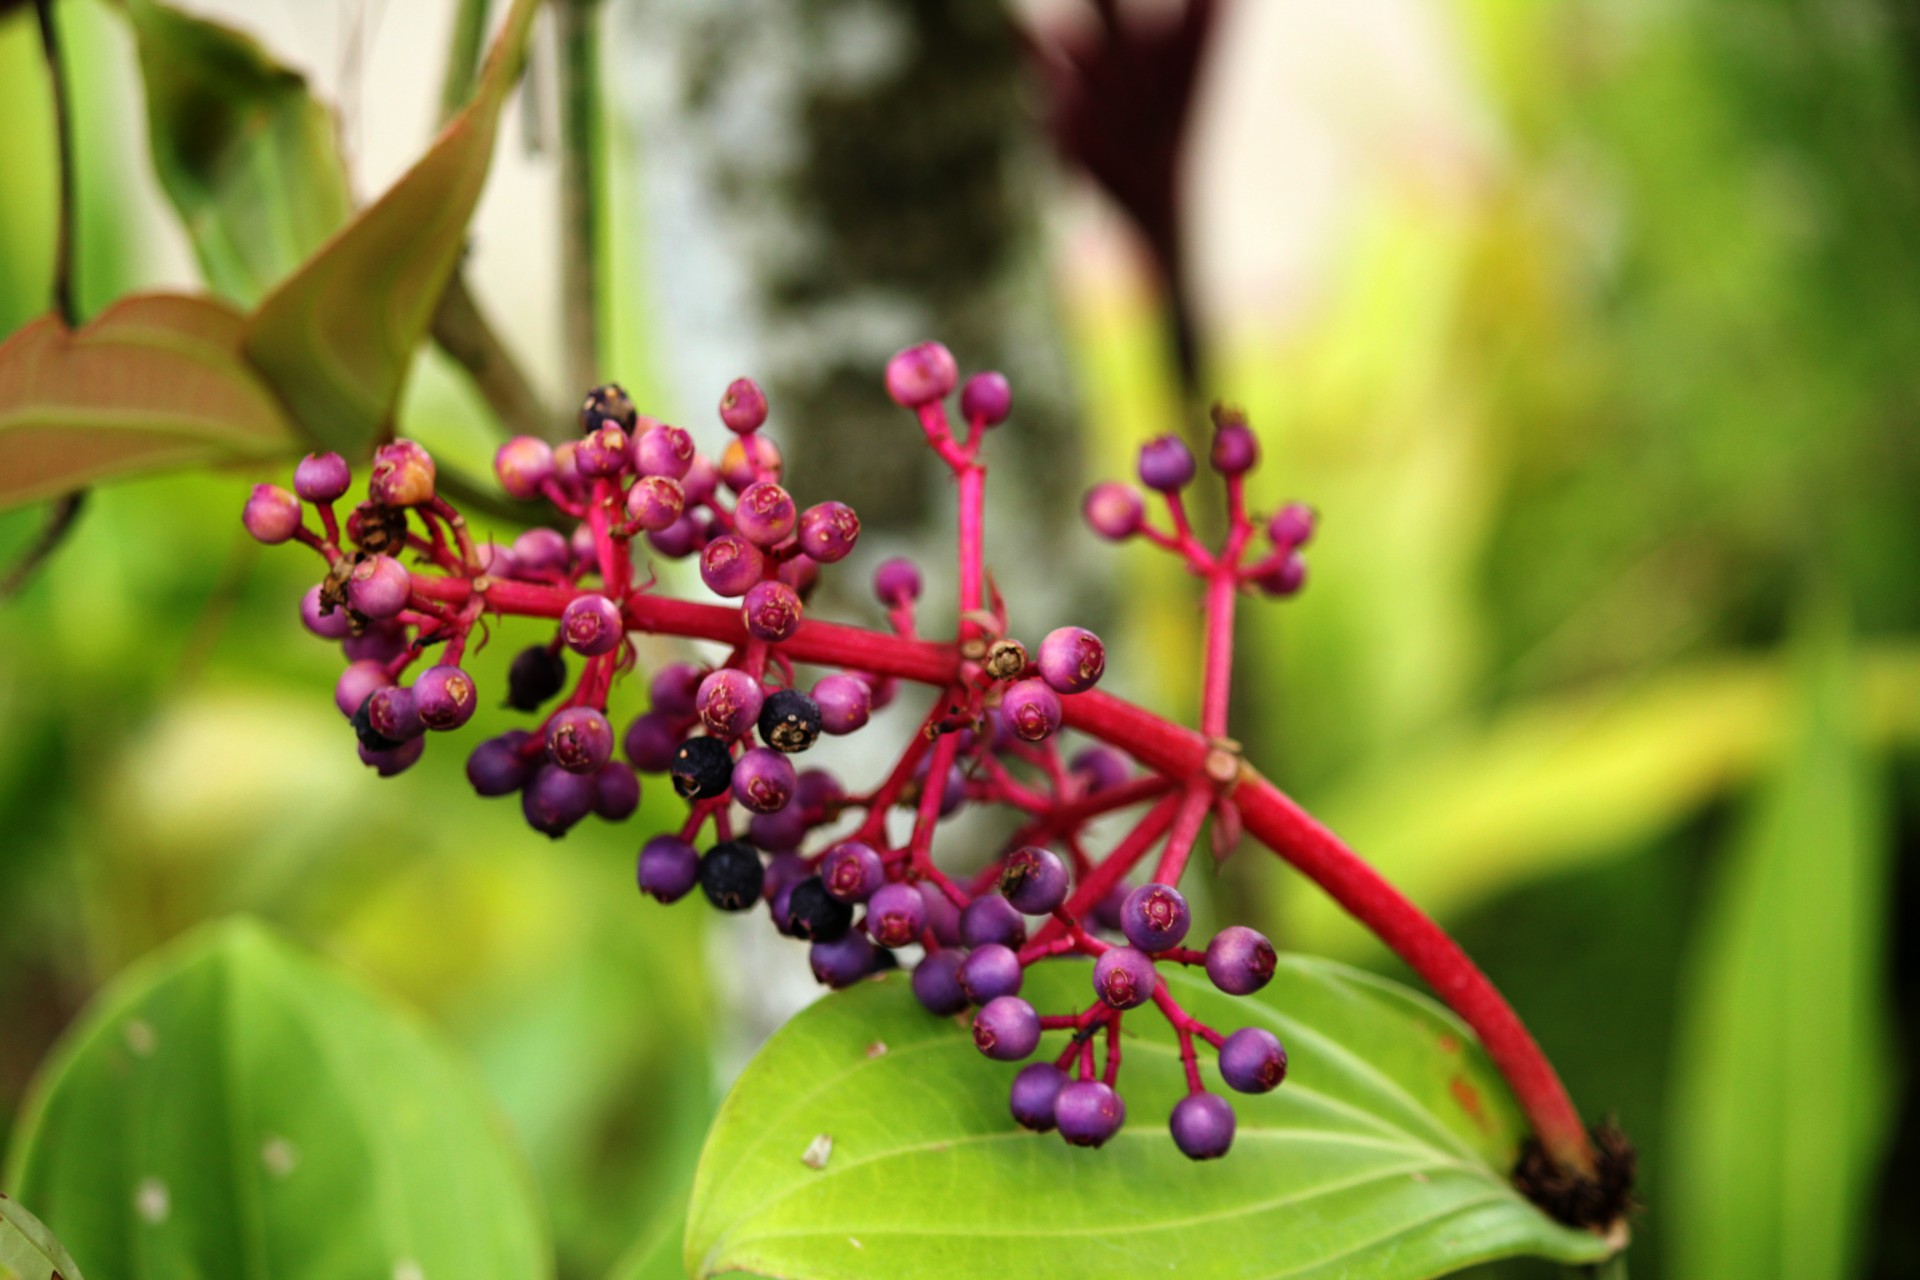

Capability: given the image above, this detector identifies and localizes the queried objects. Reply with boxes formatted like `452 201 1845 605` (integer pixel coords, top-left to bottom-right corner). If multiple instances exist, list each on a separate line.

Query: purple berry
547 706 615 774
742 580 802 643
1001 679 1061 742
959 944 1024 1004
734 481 797 548
1269 502 1316 549
1218 1027 1288 1094
242 484 302 544
638 835 700 902
649 661 704 716
960 895 1027 949
1092 946 1158 1009
1070 747 1131 794
810 932 877 988
865 882 926 948
1121 883 1191 952
960 370 1011 426
733 746 796 813
885 342 958 408
821 841 886 903
358 735 425 777
697 668 765 740
413 664 477 730
646 515 701 559
1082 481 1144 539
624 711 681 772
625 476 685 532
347 554 412 619
764 852 811 903
920 882 964 946
1205 925 1277 996
778 553 820 596
334 660 393 718
368 440 436 507
365 685 424 742
699 840 765 911
1055 1080 1126 1147
495 436 555 499
343 621 409 665
507 645 567 711
522 764 597 837
549 441 582 492
748 805 809 854
719 376 769 433
670 737 733 799
634 424 695 479
593 762 641 820
873 557 922 608
1036 626 1105 695
293 452 351 503
467 735 530 796
1092 882 1130 934
511 527 571 576
1210 416 1258 475
1009 1062 1066 1131
1137 435 1195 492
811 674 872 735
757 689 821 753
719 435 782 492
561 593 625 657
1253 552 1307 598
796 501 860 563
1000 847 1069 915
699 534 765 598
1170 1092 1236 1160
912 951 968 1015
576 423 630 478
971 996 1040 1061
301 585 352 640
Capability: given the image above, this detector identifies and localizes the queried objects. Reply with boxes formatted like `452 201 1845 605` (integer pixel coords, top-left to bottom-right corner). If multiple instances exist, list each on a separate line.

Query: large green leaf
4 918 550 1280
0 1192 85 1280
1666 626 1894 1279
120 0 352 306
240 0 542 453
0 293 300 508
686 959 1615 1280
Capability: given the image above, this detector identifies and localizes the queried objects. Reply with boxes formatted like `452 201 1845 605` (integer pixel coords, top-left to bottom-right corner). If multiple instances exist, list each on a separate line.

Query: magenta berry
719 435 781 492
359 735 425 777
561 593 625 657
971 995 1040 1061
340 621 408 665
1001 679 1061 742
1269 502 1315 549
811 674 872 734
718 376 769 433
865 882 926 947
696 668 765 740
797 501 860 563
1253 552 1307 598
637 835 699 903
960 370 1011 425
494 436 555 499
335 660 393 718
959 944 1024 1004
1055 1080 1125 1147
885 341 958 408
576 423 630 478
734 481 797 548
467 735 530 797
522 764 597 837
960 895 1027 949
346 555 410 619
1205 925 1277 996
912 951 968 1015
624 710 681 772
810 932 877 988
1210 415 1258 475
821 841 885 903
670 737 733 799
1137 435 1195 492
365 685 424 742
1121 883 1191 952
733 747 797 813
1093 946 1157 1010
368 440 436 507
625 476 685 532
1036 626 1105 695
699 534 765 598
593 762 641 820
1170 1092 1235 1160
1000 846 1069 915
511 527 571 576
294 452 351 503
742 580 803 643
649 661 704 717
1070 746 1131 794
1082 481 1144 540
634 423 695 479
301 585 352 640
873 557 922 608
243 484 302 544
413 664 477 730
1218 1027 1288 1094
1010 1062 1067 1131
547 706 615 774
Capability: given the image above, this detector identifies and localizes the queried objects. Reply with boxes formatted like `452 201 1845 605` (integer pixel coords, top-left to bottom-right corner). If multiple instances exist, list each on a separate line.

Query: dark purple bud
865 882 926 948
294 452 351 503
885 342 958 408
796 501 860 563
764 852 811 903
732 746 796 813
960 370 1011 426
523 764 597 837
1218 1027 1288 1094
467 735 530 797
912 951 969 1015
359 735 425 777
507 645 567 711
1092 882 1129 934
788 877 855 942
873 557 922 608
719 376 769 433
1093 946 1158 1009
699 534 766 598
757 689 821 753
1036 626 1105 695
821 841 886 903
1000 847 1069 915
960 895 1027 949
624 710 681 772
1170 1092 1236 1160
1137 435 1195 492
697 668 765 740
1205 925 1277 996
301 585 352 640
742 580 802 643
637 835 700 902
547 706 615 774
971 995 1040 1061
1010 1062 1067 1132
494 436 555 499
243 484 302 544
794 768 844 816
699 840 765 911
811 674 872 735
561 593 625 657
369 440 436 507
920 882 964 946
593 762 641 820
959 944 1024 1004
1001 679 1061 742
1121 882 1191 952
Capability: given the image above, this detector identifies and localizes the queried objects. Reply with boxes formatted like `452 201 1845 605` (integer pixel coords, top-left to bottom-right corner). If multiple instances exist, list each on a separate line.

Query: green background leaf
686 959 1614 1280
4 917 550 1280
0 1192 85 1280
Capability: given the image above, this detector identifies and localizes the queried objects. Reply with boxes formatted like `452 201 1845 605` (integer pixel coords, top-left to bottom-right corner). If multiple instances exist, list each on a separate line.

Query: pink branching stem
1151 783 1212 885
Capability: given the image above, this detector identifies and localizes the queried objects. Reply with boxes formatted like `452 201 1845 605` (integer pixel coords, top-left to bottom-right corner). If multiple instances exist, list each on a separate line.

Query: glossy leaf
0 293 299 509
0 1192 85 1280
1667 626 1894 1279
686 958 1614 1279
120 0 352 305
240 0 542 453
4 918 551 1280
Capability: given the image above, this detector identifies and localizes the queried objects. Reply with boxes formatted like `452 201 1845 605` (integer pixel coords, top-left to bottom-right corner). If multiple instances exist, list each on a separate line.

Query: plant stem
435 0 492 125
555 0 603 397
431 272 555 440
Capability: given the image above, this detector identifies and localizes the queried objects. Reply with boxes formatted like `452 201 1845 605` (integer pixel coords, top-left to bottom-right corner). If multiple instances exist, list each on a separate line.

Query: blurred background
1 0 1915 1277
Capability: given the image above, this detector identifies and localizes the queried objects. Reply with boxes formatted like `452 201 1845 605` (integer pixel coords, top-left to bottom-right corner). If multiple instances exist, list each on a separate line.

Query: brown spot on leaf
1450 1076 1491 1131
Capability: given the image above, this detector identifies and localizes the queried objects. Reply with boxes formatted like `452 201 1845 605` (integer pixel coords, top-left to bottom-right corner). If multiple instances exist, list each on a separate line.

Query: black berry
757 689 822 753
787 876 854 942
671 737 734 799
699 841 765 911
506 645 567 711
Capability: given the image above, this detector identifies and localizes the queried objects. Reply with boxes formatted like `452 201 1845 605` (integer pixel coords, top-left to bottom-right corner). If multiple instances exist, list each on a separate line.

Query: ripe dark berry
347 554 411 619
697 668 765 740
1137 435 1195 492
1001 679 1061 742
547 706 615 774
864 882 926 947
959 944 1024 1004
757 689 822 753
351 694 404 753
1092 946 1158 1009
413 664 477 730
1009 1062 1067 1132
912 951 968 1015
971 996 1040 1061
1205 925 1277 996
734 480 797 547
796 501 860 563
742 580 802 643
1091 881 1129 934
810 674 872 735
624 711 681 772
960 370 1011 426
960 895 1027 949
1170 1092 1236 1160
670 737 734 799
1083 481 1144 540
1036 626 1105 695
1218 1027 1288 1094
872 557 922 608
787 877 854 942
1121 882 1191 952
494 436 555 499
1055 1081 1126 1147
820 841 885 903
506 646 567 711
732 747 796 813
293 452 351 504
359 735 424 777
810 933 877 988
562 594 625 656
1000 847 1069 915
699 841 765 911
522 764 597 837
718 376 768 433
885 342 958 408
764 852 812 905
581 382 637 431
637 835 700 902
593 763 641 820
467 734 530 796
699 534 765 598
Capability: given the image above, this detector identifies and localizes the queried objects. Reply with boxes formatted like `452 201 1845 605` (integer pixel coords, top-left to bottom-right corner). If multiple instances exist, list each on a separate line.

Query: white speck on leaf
849 1238 864 1250
393 1261 424 1280
865 1041 887 1059
801 1134 833 1170
135 1177 169 1224
261 1136 299 1178
124 1020 156 1057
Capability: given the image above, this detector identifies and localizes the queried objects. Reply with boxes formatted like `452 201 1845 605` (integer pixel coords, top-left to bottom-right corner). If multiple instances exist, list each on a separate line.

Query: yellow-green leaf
0 1192 86 1280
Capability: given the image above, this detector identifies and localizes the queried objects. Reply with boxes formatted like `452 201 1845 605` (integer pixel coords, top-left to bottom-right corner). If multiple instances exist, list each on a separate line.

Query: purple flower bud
243 484 303 544
697 668 765 740
593 762 641 820
467 735 530 796
733 746 797 813
719 376 769 433
366 685 424 741
301 585 352 639
547 706 615 774
1036 626 1105 695
821 841 886 903
369 440 436 507
624 710 681 772
637 835 699 902
649 661 704 717
811 674 872 735
1268 502 1316 549
885 342 958 407
1137 435 1195 492
1001 678 1061 742
1253 552 1307 598
734 481 796 548
359 735 425 777
873 557 922 608
700 534 766 598
561 593 625 657
348 554 412 619
796 501 860 563
494 436 555 500
294 453 351 504
634 424 695 479
511 527 571 576
865 882 926 947
523 764 596 838
742 580 802 643
576 423 630 478
960 370 1011 426
413 664 477 730
1082 482 1144 539
625 475 685 532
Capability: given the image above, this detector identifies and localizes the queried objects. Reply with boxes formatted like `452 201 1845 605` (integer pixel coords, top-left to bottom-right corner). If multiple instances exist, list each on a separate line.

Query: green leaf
0 1192 86 1280
1666 624 1894 1279
0 293 300 509
686 959 1614 1280
4 917 551 1280
239 0 542 453
119 0 352 305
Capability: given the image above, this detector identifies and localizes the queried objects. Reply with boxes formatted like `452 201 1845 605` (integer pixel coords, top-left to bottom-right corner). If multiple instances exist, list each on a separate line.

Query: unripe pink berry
551 440 583 490
293 453 350 503
335 659 393 718
1002 678 1061 742
1036 626 1105 695
797 501 860 563
301 585 352 640
369 440 436 507
700 534 765 598
576 423 629 478
243 484 303 544
960 370 1011 425
719 376 769 433
734 480 797 548
1137 435 1195 492
681 453 720 505
811 674 872 735
885 342 958 407
626 475 685 532
697 668 765 739
561 593 625 656
719 434 781 493
495 436 555 500
1269 502 1316 549
742 580 803 642
1083 482 1143 539
634 424 695 479
512 527 571 576
348 554 412 618
873 557 922 608
1254 552 1308 598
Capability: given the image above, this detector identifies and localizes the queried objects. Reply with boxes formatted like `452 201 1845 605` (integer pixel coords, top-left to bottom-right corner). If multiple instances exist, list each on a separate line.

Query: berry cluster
244 341 1319 1160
